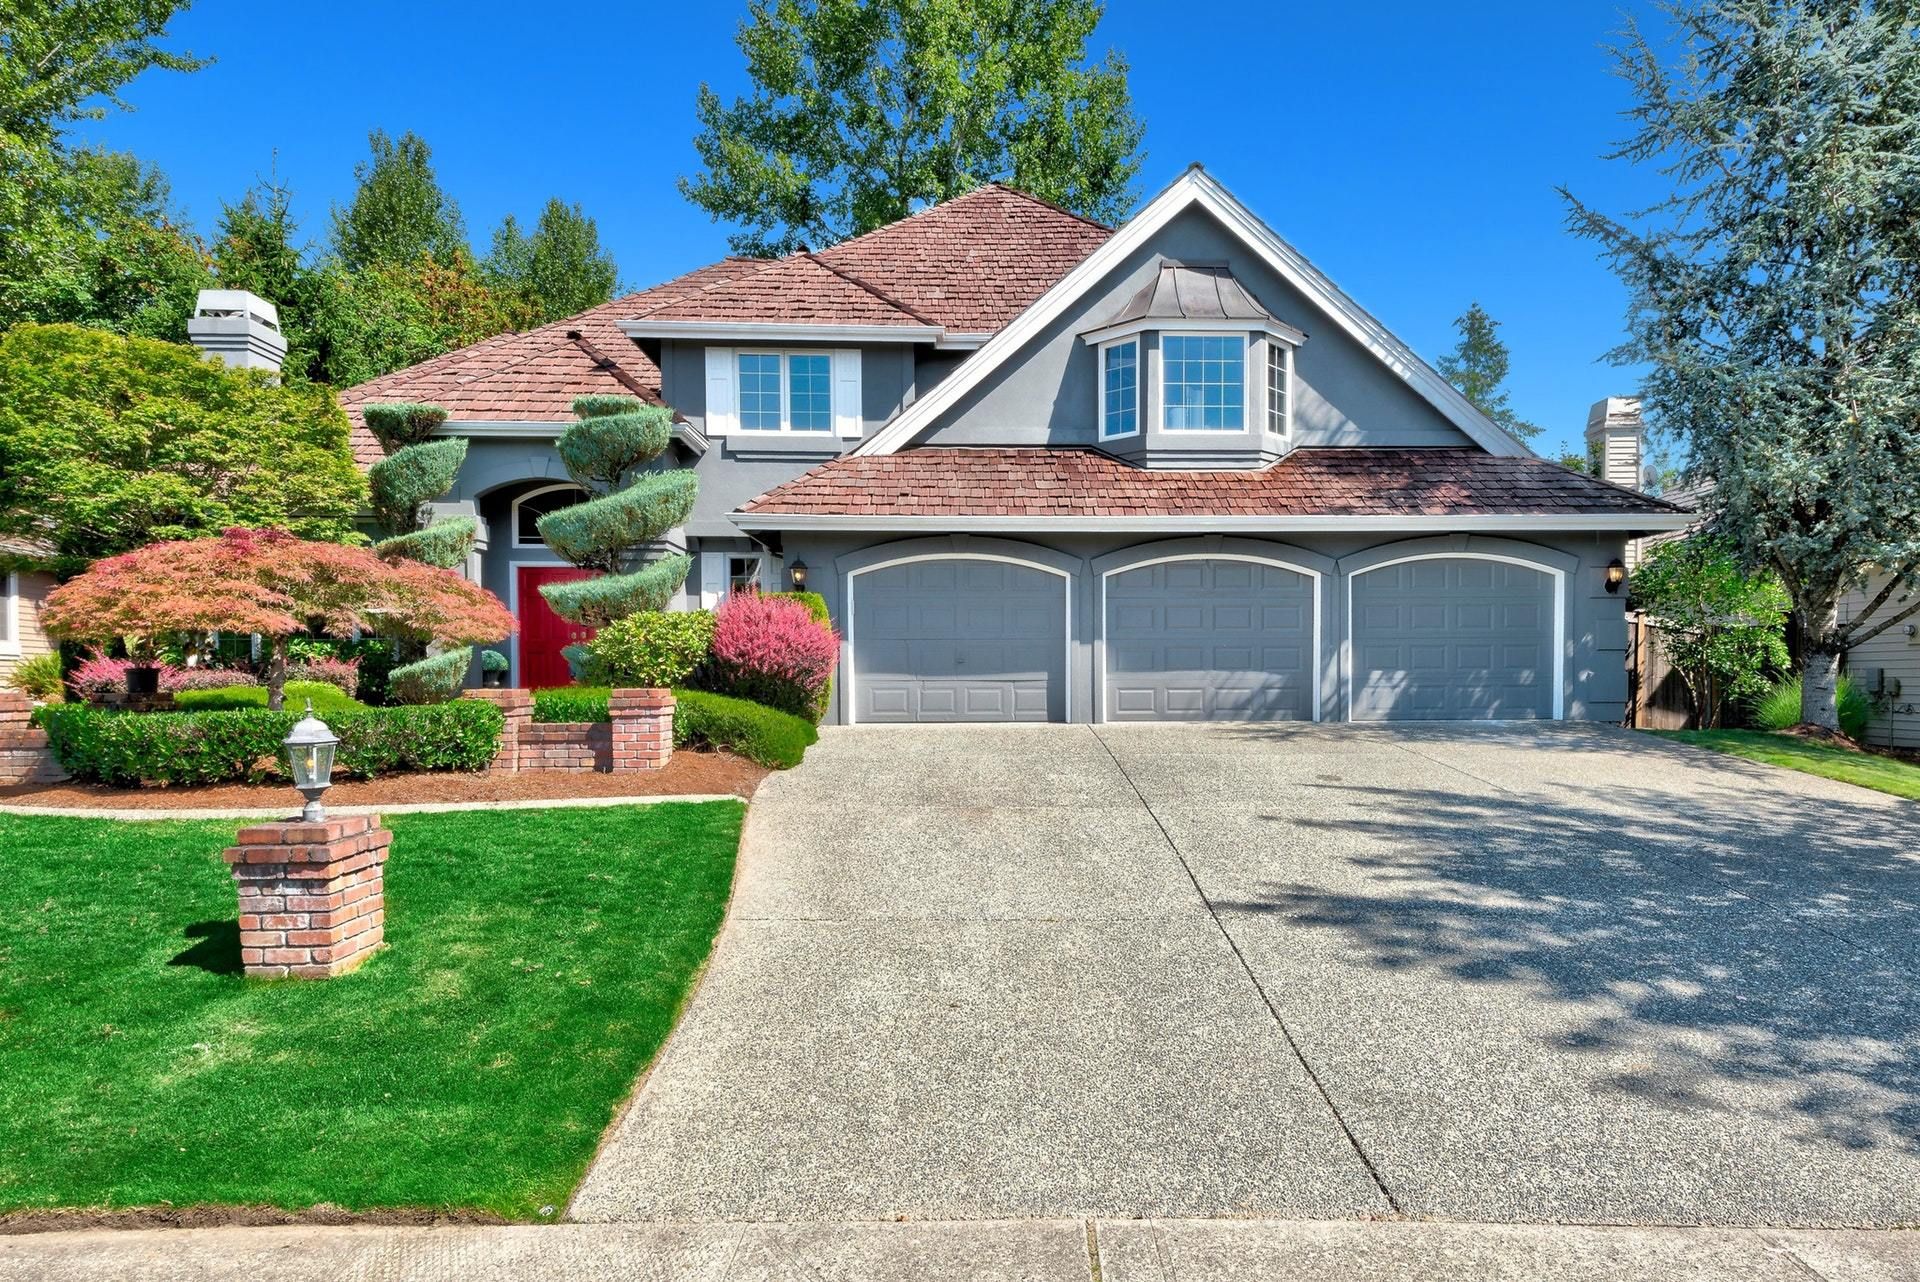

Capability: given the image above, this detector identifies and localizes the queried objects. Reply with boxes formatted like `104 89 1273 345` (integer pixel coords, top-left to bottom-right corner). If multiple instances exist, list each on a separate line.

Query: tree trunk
1798 597 1844 732
264 638 289 713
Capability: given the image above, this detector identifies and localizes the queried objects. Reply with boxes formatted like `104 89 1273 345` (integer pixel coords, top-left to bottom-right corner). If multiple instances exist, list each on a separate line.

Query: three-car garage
840 545 1567 726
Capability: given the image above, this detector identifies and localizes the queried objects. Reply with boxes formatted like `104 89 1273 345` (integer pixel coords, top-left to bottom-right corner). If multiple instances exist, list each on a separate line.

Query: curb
0 794 749 822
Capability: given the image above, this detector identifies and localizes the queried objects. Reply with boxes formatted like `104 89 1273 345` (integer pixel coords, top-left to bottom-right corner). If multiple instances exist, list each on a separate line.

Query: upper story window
737 351 835 433
1162 334 1245 431
1100 340 1138 439
1266 342 1291 437
514 483 591 547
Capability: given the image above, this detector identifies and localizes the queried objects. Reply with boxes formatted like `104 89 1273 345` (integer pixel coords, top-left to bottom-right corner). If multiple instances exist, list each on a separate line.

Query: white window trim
1159 331 1252 434
1265 340 1294 443
733 349 840 436
0 571 19 657
1097 337 1141 441
511 482 591 549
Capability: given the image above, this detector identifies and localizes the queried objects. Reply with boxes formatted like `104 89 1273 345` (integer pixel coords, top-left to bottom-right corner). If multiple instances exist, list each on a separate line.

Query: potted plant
480 648 510 688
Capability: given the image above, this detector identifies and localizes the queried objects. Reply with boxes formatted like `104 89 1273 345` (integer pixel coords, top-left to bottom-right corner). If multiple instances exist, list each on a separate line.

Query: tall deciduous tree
1436 303 1542 443
683 0 1145 256
1564 0 1920 733
330 129 467 272
484 198 619 327
1630 535 1791 728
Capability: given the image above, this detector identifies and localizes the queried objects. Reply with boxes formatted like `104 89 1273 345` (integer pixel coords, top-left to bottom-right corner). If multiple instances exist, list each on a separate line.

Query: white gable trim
856 166 1531 459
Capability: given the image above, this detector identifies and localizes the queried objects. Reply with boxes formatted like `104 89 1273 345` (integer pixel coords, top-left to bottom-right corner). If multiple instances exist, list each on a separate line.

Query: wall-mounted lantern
789 560 809 590
1605 558 1627 594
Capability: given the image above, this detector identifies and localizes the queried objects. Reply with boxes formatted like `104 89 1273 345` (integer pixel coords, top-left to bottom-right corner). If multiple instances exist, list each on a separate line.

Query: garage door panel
853 558 1066 723
1350 557 1554 721
1104 557 1316 722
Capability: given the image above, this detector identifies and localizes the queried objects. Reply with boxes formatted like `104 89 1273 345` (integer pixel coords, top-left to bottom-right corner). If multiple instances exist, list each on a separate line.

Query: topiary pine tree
536 395 697 629
362 402 477 570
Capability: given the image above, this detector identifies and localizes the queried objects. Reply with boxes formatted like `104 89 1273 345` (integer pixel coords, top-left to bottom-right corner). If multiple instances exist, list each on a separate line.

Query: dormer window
1100 340 1139 439
1162 334 1245 431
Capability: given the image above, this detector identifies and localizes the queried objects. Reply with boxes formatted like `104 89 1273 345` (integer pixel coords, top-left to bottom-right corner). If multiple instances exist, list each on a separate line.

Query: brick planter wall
610 688 674 771
518 721 611 771
462 687 531 772
0 690 67 786
461 687 672 773
223 814 390 979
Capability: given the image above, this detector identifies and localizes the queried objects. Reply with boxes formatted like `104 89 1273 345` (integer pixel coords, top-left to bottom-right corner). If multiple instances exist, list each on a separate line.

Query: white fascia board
617 320 943 344
856 165 1531 459
433 419 708 455
733 512 1696 534
932 333 991 350
1078 315 1309 348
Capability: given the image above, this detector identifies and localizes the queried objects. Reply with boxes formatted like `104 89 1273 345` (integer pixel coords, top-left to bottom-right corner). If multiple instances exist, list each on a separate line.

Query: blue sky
78 1 1674 460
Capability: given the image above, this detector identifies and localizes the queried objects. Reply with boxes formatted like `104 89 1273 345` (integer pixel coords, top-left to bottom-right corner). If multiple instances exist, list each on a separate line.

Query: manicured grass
172 680 366 715
1654 729 1920 801
0 802 744 1217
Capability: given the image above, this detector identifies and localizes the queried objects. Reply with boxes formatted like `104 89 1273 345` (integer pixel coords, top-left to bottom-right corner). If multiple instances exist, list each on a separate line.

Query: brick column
0 690 67 786
463 687 531 772
223 815 390 979
609 688 674 772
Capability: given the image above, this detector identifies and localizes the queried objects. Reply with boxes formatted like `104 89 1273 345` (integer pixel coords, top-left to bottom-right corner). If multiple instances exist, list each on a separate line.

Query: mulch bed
0 750 767 811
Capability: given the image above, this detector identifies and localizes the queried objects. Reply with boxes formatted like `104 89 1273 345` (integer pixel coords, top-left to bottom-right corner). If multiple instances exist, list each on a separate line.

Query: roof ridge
566 330 662 403
624 255 794 320
801 251 942 326
987 182 1116 233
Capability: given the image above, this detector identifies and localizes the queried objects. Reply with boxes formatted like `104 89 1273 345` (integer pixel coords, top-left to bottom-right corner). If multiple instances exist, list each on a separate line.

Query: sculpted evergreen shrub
538 557 692 629
368 437 467 537
535 471 698 571
388 646 474 705
360 402 450 453
557 398 675 488
586 610 715 689
374 515 478 569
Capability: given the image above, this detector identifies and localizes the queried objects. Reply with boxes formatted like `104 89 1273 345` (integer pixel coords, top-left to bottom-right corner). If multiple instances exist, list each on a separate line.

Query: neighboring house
0 536 57 688
284 166 1689 722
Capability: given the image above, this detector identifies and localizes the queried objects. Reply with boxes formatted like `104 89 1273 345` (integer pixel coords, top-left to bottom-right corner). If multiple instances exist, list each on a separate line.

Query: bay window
1100 340 1139 439
1161 334 1245 431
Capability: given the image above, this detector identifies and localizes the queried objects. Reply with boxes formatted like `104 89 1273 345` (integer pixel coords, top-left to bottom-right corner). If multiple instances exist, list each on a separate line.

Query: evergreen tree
683 0 1144 256
1564 0 1920 733
330 129 467 272
484 198 619 327
1436 303 1542 443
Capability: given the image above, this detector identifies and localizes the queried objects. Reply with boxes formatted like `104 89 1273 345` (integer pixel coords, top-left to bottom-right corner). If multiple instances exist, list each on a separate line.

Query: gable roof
855 166 1534 459
737 446 1690 531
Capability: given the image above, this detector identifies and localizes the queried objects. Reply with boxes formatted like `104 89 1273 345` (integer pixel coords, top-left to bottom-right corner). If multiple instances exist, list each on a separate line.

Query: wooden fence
1625 611 1706 730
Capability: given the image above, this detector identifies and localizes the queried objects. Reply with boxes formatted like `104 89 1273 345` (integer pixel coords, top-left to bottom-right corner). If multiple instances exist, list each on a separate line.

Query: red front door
518 566 599 689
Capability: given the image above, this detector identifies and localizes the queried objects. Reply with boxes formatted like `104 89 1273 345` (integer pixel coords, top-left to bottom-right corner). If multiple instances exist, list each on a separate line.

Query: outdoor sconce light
1605 558 1627 594
789 559 809 589
283 700 339 822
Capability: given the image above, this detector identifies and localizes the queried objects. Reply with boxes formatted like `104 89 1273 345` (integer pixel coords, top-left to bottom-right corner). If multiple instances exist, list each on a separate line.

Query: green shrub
480 648 510 673
1751 674 1871 740
672 687 817 769
36 700 503 786
587 610 715 688
539 554 692 627
289 636 398 705
361 402 449 453
762 590 830 625
4 652 64 702
533 686 610 724
389 647 473 704
375 515 479 569
368 437 467 536
535 472 698 570
173 680 367 716
556 402 674 488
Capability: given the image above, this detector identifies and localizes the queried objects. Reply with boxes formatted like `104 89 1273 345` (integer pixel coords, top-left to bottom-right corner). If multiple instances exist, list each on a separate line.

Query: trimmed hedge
361 402 449 453
389 646 473 705
35 700 504 786
173 680 367 716
585 610 715 688
539 554 691 627
532 686 610 724
763 590 830 625
673 688 817 769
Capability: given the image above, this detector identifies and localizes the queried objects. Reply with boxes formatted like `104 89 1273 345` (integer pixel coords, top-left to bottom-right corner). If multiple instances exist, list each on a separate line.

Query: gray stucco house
331 166 1688 723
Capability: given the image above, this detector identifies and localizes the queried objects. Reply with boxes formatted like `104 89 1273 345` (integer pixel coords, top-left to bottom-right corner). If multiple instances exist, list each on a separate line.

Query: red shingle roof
337 185 1110 464
738 447 1688 519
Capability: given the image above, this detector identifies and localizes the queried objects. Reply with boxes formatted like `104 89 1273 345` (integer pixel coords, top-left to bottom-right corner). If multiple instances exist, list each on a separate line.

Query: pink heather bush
163 665 257 692
70 654 148 699
706 593 839 721
287 655 360 697
72 654 268 699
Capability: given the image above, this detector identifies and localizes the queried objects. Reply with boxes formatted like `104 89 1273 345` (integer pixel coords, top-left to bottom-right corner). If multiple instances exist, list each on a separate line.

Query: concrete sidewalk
2 1219 1915 1280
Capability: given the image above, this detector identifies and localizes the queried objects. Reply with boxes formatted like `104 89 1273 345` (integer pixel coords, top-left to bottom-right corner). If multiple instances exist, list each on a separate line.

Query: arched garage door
850 558 1067 723
1349 557 1557 721
1104 558 1317 721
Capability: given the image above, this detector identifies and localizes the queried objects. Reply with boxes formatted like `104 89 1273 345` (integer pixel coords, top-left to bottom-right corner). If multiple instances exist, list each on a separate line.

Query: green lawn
0 802 744 1218
172 679 366 715
1654 729 1920 801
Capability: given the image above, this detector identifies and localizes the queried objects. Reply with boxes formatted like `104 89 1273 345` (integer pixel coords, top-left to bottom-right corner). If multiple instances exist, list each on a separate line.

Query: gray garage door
1104 558 1316 721
1349 557 1555 721
852 558 1066 723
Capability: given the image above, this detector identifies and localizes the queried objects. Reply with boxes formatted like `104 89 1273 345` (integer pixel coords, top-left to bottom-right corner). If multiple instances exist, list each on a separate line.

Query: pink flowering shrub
71 654 266 699
704 593 839 721
162 665 256 692
70 654 150 700
287 655 361 697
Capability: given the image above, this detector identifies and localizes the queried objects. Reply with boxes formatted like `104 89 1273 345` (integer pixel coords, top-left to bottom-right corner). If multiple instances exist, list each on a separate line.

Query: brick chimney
187 289 287 374
1585 397 1644 491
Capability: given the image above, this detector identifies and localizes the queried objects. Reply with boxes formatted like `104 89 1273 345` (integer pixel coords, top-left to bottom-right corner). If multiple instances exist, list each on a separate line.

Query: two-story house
317 166 1687 724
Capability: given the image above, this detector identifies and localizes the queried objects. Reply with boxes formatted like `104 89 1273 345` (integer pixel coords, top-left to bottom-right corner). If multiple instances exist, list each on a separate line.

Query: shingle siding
1843 572 1920 749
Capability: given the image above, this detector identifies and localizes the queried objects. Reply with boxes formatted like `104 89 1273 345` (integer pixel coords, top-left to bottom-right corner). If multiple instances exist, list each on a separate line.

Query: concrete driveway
571 723 1920 1228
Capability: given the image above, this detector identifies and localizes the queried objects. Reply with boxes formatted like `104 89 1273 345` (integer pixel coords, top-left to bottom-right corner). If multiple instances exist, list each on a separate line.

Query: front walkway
573 721 1920 1227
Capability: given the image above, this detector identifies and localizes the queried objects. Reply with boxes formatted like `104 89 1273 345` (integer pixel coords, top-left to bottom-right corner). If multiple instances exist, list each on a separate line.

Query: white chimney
187 289 287 374
1585 396 1644 491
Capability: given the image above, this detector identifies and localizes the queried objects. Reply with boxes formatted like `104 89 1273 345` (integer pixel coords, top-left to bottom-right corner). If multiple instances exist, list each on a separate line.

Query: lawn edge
1644 729 1920 802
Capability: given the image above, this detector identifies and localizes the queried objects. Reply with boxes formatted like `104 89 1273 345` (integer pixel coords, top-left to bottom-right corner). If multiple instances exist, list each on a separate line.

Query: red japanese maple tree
42 528 516 709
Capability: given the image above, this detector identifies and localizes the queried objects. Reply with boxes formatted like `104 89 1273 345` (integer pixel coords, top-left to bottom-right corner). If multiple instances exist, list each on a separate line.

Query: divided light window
1267 343 1290 436
1162 334 1244 431
737 352 834 432
515 484 590 546
1101 340 1138 438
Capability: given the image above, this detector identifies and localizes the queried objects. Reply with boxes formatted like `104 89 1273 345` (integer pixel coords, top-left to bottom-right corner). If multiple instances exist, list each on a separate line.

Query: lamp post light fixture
1605 558 1628 594
789 559 809 589
284 700 340 822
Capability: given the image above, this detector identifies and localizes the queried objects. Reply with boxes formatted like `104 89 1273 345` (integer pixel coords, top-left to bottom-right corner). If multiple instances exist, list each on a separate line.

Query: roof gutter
617 320 946 344
731 512 1696 534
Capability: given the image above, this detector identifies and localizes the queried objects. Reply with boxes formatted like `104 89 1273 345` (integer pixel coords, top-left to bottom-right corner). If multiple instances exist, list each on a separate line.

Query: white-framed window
728 555 763 597
735 351 836 433
1099 340 1139 439
0 571 18 656
513 483 591 547
1266 341 1292 438
1161 333 1245 431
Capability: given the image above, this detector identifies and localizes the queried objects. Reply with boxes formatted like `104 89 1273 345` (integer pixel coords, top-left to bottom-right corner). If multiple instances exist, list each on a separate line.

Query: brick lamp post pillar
223 815 391 979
